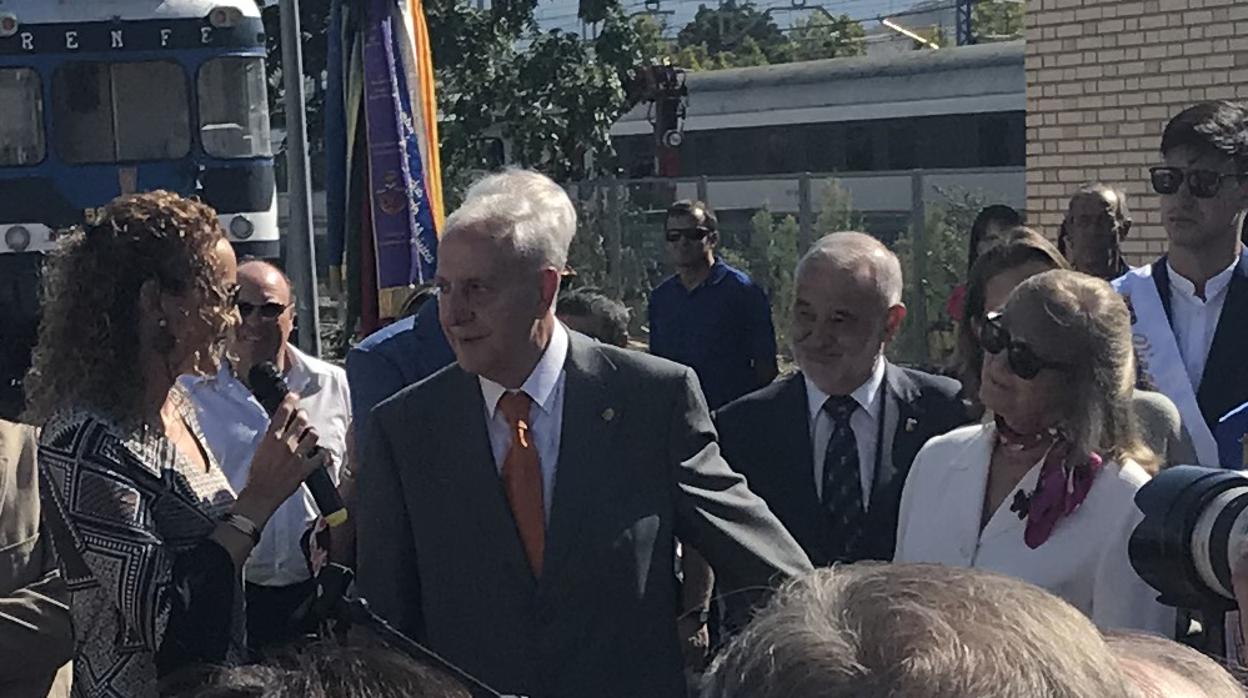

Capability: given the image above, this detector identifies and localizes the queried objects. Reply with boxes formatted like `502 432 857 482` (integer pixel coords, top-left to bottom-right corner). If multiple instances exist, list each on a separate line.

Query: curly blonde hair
25 191 235 424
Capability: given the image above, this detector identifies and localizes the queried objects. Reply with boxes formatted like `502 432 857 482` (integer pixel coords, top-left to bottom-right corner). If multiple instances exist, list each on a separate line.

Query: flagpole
280 0 323 357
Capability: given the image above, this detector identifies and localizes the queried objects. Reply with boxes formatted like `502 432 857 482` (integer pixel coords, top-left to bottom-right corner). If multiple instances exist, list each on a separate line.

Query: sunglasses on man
665 226 712 243
1149 166 1245 199
237 300 290 319
978 312 1069 380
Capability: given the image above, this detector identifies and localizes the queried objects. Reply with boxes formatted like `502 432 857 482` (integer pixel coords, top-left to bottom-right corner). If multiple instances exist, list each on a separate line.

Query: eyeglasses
665 226 712 243
237 300 290 319
978 312 1068 380
1150 166 1244 199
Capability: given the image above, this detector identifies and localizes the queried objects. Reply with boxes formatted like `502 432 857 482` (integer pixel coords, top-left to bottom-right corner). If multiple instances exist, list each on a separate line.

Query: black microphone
248 361 349 527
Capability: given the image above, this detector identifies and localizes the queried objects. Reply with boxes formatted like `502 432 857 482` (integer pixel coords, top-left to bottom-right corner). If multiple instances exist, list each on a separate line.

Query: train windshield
198 57 271 159
0 69 46 166
53 61 191 163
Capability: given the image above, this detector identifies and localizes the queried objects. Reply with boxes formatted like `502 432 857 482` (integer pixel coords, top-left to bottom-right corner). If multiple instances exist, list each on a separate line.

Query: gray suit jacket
357 332 812 698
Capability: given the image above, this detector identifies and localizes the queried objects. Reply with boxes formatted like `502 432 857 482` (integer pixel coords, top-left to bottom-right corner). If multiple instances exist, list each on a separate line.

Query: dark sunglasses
978 312 1068 380
665 226 712 243
237 300 290 319
1150 166 1244 199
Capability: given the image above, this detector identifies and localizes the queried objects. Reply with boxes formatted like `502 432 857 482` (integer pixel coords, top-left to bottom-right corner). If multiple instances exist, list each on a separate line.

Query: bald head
234 258 296 378
238 259 294 303
796 232 904 306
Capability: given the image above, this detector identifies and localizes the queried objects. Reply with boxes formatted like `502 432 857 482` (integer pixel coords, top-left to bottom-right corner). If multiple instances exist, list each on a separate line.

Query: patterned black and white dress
39 398 245 698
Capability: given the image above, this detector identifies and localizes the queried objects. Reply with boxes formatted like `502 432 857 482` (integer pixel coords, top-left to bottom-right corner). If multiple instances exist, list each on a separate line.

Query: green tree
786 12 866 62
261 0 654 194
973 0 1025 40
741 208 799 346
676 0 788 63
814 179 864 239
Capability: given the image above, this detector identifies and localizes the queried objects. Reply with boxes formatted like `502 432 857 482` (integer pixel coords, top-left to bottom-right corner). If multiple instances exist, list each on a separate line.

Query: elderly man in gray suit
357 169 812 698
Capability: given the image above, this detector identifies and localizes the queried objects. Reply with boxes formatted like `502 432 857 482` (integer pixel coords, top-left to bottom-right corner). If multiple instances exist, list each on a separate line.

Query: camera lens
1129 465 1248 611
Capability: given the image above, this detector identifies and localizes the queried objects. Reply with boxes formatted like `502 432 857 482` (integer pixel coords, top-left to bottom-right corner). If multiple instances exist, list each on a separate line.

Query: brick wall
1025 0 1248 263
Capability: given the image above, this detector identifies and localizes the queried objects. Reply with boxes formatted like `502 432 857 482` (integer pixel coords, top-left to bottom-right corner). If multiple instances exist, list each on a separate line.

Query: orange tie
498 391 545 576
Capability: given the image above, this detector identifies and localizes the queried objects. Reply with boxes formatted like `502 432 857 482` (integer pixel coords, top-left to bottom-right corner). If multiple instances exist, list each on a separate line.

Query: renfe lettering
160 28 172 47
64 31 78 50
201 27 212 44
111 30 123 49
19 32 31 51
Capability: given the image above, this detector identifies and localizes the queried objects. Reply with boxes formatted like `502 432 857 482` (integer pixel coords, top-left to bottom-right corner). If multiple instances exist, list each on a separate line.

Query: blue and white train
0 0 277 417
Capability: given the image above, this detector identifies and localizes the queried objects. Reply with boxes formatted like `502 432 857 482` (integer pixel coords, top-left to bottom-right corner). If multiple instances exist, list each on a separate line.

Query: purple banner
362 0 437 300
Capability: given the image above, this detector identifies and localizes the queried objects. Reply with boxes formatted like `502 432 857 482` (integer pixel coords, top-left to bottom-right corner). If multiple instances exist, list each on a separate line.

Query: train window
53 61 191 163
846 124 873 171
0 69 45 166
199 57 273 159
977 115 1012 167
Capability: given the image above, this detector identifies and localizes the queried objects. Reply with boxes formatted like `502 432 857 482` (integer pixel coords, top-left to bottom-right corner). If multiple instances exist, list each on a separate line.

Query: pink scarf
995 417 1104 549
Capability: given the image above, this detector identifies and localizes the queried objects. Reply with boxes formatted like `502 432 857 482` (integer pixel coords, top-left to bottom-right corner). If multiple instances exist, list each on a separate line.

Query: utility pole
279 0 322 356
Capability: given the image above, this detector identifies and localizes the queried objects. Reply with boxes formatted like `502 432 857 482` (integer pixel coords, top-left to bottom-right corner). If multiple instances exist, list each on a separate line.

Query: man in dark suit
356 169 812 698
717 232 967 567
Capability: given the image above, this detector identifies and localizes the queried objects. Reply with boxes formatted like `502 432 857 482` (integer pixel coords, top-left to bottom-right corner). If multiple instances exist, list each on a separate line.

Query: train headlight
209 6 244 28
229 216 255 240
5 226 31 252
0 13 18 38
662 130 685 148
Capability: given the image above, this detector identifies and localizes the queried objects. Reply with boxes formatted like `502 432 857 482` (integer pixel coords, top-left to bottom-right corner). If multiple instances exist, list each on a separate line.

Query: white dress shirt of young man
182 345 351 586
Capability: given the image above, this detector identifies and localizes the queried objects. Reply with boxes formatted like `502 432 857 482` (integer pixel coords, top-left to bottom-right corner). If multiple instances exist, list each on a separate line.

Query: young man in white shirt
1114 100 1248 468
182 259 351 650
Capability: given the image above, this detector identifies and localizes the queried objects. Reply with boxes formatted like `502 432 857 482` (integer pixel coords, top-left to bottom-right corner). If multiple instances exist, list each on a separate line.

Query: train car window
886 121 916 170
0 69 45 166
199 57 273 159
54 61 190 163
977 115 1012 167
846 124 873 171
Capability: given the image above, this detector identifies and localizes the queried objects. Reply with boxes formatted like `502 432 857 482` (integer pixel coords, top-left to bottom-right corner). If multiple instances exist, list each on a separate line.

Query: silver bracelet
222 512 261 546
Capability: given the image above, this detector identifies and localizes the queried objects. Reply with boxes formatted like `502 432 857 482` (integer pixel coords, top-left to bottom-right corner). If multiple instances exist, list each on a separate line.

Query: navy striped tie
821 395 865 560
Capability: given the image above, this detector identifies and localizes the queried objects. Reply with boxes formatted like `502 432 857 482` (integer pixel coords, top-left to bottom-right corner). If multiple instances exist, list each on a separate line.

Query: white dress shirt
1168 257 1239 391
479 323 569 523
894 423 1174 635
806 357 887 508
181 345 351 587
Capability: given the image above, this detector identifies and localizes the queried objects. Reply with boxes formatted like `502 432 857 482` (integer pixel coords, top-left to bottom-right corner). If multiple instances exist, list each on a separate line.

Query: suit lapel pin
905 418 918 433
602 408 616 422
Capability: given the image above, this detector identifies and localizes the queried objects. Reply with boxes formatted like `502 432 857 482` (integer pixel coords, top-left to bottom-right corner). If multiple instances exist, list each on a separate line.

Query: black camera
1130 465 1248 611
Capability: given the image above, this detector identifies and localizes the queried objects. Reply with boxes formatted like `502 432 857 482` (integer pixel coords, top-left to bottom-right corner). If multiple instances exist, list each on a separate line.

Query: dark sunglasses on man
978 312 1068 380
237 300 290 319
665 226 712 243
1149 166 1244 199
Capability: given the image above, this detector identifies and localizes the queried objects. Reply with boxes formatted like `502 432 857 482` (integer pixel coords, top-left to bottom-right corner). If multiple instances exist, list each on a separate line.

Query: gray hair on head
443 168 577 271
1104 631 1244 698
701 563 1134 698
795 231 904 306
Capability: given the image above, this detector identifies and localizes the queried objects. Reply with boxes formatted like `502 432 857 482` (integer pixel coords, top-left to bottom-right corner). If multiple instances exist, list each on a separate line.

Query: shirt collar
480 322 569 419
1167 254 1240 302
706 258 729 285
282 344 319 397
803 356 886 422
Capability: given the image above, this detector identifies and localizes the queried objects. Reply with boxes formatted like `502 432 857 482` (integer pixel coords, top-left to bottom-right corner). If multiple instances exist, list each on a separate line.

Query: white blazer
895 423 1174 635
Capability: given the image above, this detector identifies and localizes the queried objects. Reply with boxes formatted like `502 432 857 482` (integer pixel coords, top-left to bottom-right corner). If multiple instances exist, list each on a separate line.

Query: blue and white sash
1114 265 1220 466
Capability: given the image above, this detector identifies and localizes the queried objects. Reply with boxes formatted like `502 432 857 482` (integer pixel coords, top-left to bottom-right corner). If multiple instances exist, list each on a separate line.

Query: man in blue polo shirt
648 200 778 410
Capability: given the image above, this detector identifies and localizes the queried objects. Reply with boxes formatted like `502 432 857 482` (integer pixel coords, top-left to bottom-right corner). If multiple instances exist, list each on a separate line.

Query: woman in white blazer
896 269 1174 635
